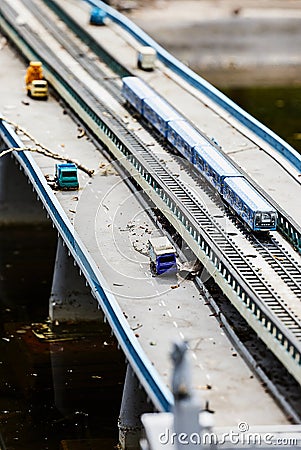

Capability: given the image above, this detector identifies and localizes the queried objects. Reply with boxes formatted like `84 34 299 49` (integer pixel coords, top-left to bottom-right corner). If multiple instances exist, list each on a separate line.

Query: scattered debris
122 116 130 124
77 127 86 139
99 161 118 176
0 37 7 50
178 260 202 279
232 7 241 16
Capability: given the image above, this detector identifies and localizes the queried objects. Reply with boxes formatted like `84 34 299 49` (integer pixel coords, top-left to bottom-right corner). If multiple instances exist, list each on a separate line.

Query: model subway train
121 76 277 232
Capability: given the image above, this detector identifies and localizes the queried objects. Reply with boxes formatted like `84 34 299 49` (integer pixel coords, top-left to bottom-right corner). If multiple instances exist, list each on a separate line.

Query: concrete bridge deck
0 16 289 427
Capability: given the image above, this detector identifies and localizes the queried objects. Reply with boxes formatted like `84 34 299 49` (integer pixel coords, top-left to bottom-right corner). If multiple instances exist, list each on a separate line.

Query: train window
234 196 241 209
227 189 234 202
242 205 248 216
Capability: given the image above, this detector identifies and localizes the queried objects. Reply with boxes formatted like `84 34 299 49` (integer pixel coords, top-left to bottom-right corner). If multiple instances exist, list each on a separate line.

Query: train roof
224 177 276 212
168 119 209 147
143 96 182 122
122 76 157 100
195 144 241 177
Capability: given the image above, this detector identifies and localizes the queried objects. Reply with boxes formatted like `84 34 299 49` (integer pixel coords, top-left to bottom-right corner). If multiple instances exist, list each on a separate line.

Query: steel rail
251 235 301 301
1 0 301 386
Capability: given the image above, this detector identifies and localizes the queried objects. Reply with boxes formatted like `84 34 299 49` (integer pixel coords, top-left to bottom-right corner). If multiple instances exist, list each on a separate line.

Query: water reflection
221 85 301 153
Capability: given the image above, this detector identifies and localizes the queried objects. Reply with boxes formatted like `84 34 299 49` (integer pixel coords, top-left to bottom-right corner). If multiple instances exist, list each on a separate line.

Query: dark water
221 84 301 154
0 226 125 450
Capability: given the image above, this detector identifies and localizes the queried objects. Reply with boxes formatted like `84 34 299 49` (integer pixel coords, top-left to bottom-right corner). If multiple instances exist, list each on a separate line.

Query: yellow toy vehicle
25 61 48 99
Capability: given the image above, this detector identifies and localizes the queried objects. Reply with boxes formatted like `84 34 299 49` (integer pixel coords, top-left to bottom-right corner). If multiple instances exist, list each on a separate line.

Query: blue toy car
90 7 107 25
55 163 79 190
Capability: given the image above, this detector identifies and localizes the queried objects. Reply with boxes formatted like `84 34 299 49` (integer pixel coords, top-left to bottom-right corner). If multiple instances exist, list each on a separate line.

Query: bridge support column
0 152 47 225
119 364 153 450
49 236 101 322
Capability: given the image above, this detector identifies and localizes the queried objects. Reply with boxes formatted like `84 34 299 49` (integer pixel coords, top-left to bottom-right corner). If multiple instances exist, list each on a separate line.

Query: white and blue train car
194 144 242 194
121 76 157 114
167 120 210 163
121 76 278 232
143 96 182 138
223 177 278 231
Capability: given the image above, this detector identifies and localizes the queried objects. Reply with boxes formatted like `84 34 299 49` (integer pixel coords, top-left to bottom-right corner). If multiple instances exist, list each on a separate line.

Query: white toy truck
148 236 177 275
137 46 157 71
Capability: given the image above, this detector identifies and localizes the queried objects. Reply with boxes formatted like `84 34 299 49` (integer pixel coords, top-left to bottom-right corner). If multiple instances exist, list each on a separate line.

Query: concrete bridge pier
119 364 153 450
49 235 101 322
49 236 104 416
0 151 47 225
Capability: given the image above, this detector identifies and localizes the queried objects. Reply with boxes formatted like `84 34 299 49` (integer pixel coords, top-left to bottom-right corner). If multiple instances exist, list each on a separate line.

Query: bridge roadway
0 5 290 427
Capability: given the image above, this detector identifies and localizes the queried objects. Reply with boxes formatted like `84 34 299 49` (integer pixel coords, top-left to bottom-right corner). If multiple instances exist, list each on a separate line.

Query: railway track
2 0 301 412
253 235 301 298
223 208 301 305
